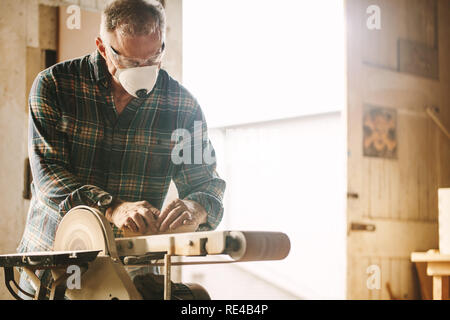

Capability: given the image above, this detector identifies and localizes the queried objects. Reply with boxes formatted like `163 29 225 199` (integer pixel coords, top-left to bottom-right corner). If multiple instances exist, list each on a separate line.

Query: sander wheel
54 206 108 255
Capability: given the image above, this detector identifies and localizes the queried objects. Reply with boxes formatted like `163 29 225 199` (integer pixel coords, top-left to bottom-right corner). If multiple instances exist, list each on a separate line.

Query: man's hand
156 199 207 233
106 200 160 235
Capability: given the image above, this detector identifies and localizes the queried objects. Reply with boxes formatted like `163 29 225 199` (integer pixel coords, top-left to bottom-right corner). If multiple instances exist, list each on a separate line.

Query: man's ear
95 36 107 59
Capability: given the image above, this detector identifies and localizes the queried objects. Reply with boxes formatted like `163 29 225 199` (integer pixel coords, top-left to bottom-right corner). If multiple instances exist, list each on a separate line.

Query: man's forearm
31 157 111 217
28 72 112 218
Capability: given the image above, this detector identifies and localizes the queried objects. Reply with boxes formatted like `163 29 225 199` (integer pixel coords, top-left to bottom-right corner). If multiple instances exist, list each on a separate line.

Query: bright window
182 0 346 298
183 0 345 128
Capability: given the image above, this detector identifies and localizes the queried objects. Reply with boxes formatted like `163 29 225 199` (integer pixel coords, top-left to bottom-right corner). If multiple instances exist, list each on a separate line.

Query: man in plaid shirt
17 0 226 298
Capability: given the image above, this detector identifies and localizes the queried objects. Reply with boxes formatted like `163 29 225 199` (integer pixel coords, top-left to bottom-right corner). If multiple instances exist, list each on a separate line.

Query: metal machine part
0 205 291 300
0 250 100 300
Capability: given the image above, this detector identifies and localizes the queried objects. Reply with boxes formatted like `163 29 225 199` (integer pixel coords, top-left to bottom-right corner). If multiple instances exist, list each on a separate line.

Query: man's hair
100 0 166 41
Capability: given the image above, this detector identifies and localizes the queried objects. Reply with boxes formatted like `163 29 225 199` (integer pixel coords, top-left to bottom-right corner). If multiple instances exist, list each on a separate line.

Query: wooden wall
0 0 183 299
0 0 59 300
346 0 450 299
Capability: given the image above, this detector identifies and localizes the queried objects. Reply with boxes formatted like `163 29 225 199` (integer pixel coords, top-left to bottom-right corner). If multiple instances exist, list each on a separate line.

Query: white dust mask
114 65 159 98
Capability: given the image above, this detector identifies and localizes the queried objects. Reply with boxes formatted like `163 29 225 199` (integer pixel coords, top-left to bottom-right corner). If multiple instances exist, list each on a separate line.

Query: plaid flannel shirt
17 50 226 256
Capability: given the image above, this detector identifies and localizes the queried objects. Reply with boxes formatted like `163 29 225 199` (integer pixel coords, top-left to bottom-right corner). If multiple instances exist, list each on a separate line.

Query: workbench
411 250 450 300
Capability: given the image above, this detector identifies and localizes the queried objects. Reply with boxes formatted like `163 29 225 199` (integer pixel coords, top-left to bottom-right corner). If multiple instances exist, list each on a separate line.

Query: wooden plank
433 276 449 300
427 262 450 276
411 251 450 262
439 189 450 254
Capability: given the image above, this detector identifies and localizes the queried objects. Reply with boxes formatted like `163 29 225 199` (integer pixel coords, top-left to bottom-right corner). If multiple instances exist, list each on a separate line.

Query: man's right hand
105 200 160 235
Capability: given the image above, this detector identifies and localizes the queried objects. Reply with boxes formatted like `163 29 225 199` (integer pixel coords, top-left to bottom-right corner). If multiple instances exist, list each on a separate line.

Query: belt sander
0 205 290 300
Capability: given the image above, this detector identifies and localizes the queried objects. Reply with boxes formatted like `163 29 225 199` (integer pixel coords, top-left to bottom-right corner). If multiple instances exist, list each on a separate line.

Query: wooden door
345 0 450 299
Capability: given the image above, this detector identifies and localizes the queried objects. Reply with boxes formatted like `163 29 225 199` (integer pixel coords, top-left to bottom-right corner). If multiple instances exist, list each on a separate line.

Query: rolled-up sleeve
171 104 226 231
29 71 111 217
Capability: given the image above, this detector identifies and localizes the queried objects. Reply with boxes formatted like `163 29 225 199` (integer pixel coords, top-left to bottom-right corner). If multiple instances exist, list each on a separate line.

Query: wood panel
346 0 449 299
348 256 371 299
361 112 439 221
359 0 438 74
348 256 420 300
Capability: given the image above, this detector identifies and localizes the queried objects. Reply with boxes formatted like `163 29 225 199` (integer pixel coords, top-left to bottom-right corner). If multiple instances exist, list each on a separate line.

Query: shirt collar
90 50 110 86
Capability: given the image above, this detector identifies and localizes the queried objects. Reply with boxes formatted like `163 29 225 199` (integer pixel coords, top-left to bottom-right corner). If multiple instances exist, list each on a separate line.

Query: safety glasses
105 42 165 69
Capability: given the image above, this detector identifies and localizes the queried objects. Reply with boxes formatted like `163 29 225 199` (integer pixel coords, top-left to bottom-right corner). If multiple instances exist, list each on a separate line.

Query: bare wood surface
427 107 450 140
433 276 449 300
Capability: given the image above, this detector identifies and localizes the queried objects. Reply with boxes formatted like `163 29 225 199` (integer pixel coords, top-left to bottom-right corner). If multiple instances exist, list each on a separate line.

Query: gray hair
100 0 166 41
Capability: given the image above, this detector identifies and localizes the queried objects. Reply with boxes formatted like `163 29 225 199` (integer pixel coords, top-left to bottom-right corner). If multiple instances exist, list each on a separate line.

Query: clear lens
106 43 165 69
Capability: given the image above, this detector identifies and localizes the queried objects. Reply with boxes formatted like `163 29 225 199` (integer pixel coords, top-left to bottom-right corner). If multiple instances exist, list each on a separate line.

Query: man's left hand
156 199 207 233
